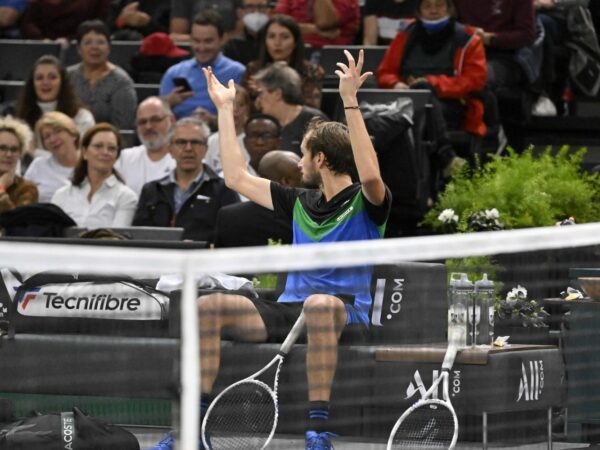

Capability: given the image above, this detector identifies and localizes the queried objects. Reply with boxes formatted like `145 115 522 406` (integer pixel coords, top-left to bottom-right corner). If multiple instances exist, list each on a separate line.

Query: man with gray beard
115 96 176 195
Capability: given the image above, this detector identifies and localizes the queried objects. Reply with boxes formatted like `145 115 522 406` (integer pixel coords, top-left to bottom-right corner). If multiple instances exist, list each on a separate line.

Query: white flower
506 285 527 305
438 208 458 224
485 208 500 220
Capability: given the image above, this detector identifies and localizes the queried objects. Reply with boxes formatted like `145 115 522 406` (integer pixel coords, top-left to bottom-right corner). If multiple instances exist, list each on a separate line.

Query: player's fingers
336 62 349 72
344 49 356 68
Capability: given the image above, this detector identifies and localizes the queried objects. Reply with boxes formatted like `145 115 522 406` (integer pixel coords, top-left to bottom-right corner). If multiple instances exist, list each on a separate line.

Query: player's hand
202 66 236 110
335 49 372 101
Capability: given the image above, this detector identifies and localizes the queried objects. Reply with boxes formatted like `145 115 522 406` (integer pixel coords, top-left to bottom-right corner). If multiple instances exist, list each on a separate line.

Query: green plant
422 146 600 231
252 238 282 289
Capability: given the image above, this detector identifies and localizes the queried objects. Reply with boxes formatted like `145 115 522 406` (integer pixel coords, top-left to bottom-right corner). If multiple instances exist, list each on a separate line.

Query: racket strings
391 403 456 449
203 381 277 449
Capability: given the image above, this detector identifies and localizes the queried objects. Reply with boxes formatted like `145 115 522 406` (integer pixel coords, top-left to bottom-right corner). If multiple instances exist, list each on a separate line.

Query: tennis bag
0 407 139 450
2 270 170 337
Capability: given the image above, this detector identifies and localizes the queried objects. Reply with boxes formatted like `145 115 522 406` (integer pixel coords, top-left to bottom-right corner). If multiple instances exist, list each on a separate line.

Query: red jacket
376 19 488 136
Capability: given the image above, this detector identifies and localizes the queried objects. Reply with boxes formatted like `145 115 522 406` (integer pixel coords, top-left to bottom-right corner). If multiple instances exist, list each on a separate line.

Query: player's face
298 135 321 187
191 24 223 65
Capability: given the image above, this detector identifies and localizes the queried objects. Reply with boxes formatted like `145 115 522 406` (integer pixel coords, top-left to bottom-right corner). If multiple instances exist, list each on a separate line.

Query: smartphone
173 77 192 92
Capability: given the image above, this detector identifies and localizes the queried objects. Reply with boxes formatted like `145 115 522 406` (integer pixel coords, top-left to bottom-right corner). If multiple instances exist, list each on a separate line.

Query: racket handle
279 311 306 355
443 326 465 370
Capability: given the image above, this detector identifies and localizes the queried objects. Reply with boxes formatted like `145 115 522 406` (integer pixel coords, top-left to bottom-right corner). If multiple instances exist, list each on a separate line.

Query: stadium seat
0 39 62 80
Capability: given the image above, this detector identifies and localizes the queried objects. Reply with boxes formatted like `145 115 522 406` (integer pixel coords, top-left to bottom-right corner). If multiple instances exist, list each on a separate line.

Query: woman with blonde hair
0 116 38 213
23 111 81 202
52 123 138 228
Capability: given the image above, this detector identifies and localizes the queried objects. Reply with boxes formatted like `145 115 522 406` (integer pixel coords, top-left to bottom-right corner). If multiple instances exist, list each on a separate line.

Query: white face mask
243 12 269 33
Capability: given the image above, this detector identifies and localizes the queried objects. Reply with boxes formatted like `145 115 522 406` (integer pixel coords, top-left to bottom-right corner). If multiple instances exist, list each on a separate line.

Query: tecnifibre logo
19 287 40 309
517 360 544 402
371 277 405 326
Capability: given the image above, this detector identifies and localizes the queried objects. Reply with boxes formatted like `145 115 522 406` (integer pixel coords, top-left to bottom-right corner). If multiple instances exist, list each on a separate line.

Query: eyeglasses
246 132 279 140
89 143 119 153
0 144 20 154
136 115 167 127
172 139 207 149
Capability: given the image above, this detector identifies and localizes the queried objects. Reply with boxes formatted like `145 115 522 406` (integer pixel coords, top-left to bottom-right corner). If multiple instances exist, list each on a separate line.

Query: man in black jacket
132 117 240 242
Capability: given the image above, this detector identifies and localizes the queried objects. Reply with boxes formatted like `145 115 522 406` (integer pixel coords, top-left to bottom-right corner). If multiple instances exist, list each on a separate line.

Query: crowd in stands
1 0 600 244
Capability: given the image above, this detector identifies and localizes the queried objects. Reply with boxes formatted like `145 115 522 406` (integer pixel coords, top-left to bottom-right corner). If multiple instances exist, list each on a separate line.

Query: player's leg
303 294 347 449
198 292 268 395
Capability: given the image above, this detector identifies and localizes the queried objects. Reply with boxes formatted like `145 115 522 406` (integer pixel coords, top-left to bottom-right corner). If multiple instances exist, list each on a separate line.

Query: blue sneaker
147 431 174 450
305 431 336 450
147 431 208 450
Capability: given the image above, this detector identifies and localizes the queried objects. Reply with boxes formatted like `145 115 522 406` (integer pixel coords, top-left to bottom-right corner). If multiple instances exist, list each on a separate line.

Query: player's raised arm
202 67 273 209
335 49 386 206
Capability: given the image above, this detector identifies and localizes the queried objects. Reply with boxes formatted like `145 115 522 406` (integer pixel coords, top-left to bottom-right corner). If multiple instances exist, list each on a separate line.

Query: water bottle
474 273 495 345
448 272 473 347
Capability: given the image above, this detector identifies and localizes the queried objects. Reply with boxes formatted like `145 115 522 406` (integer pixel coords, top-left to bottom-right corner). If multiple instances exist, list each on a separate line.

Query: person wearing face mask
377 0 487 180
223 0 272 65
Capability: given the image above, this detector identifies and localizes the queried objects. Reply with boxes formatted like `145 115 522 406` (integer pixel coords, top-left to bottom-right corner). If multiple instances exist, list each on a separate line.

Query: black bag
0 407 139 450
0 204 76 238
361 97 433 237
566 5 600 97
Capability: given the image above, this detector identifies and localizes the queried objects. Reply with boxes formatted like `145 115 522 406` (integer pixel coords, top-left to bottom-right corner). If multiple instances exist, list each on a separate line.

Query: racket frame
201 311 306 449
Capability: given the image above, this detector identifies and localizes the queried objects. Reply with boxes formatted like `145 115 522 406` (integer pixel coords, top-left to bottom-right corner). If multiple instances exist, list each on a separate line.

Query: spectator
534 0 593 115
243 113 283 174
377 0 488 138
452 0 539 113
115 96 176 196
169 0 240 43
0 116 38 213
273 0 360 48
204 84 251 175
20 0 111 43
363 0 419 45
109 0 171 40
13 54 95 166
253 61 328 155
67 20 138 130
133 117 240 242
160 10 245 124
242 14 325 110
214 150 302 247
24 111 80 203
223 0 272 65
0 0 27 38
51 123 138 228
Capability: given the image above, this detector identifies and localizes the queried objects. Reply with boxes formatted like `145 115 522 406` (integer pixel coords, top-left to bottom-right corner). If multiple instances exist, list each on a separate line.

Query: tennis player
150 49 391 450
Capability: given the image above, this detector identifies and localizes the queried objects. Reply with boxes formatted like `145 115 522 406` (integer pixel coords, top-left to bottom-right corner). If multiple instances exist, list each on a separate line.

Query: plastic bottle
448 272 473 347
474 273 495 345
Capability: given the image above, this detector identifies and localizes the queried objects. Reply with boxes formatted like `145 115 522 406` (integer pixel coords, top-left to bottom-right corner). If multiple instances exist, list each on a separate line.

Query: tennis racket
386 326 465 450
201 311 306 450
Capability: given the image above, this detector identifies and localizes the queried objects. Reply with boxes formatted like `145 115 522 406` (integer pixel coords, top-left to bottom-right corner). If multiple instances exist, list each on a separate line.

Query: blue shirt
0 0 27 12
159 54 245 119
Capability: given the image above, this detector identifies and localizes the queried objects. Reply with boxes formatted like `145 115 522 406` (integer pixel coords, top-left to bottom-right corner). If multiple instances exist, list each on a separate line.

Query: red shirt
273 0 360 48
